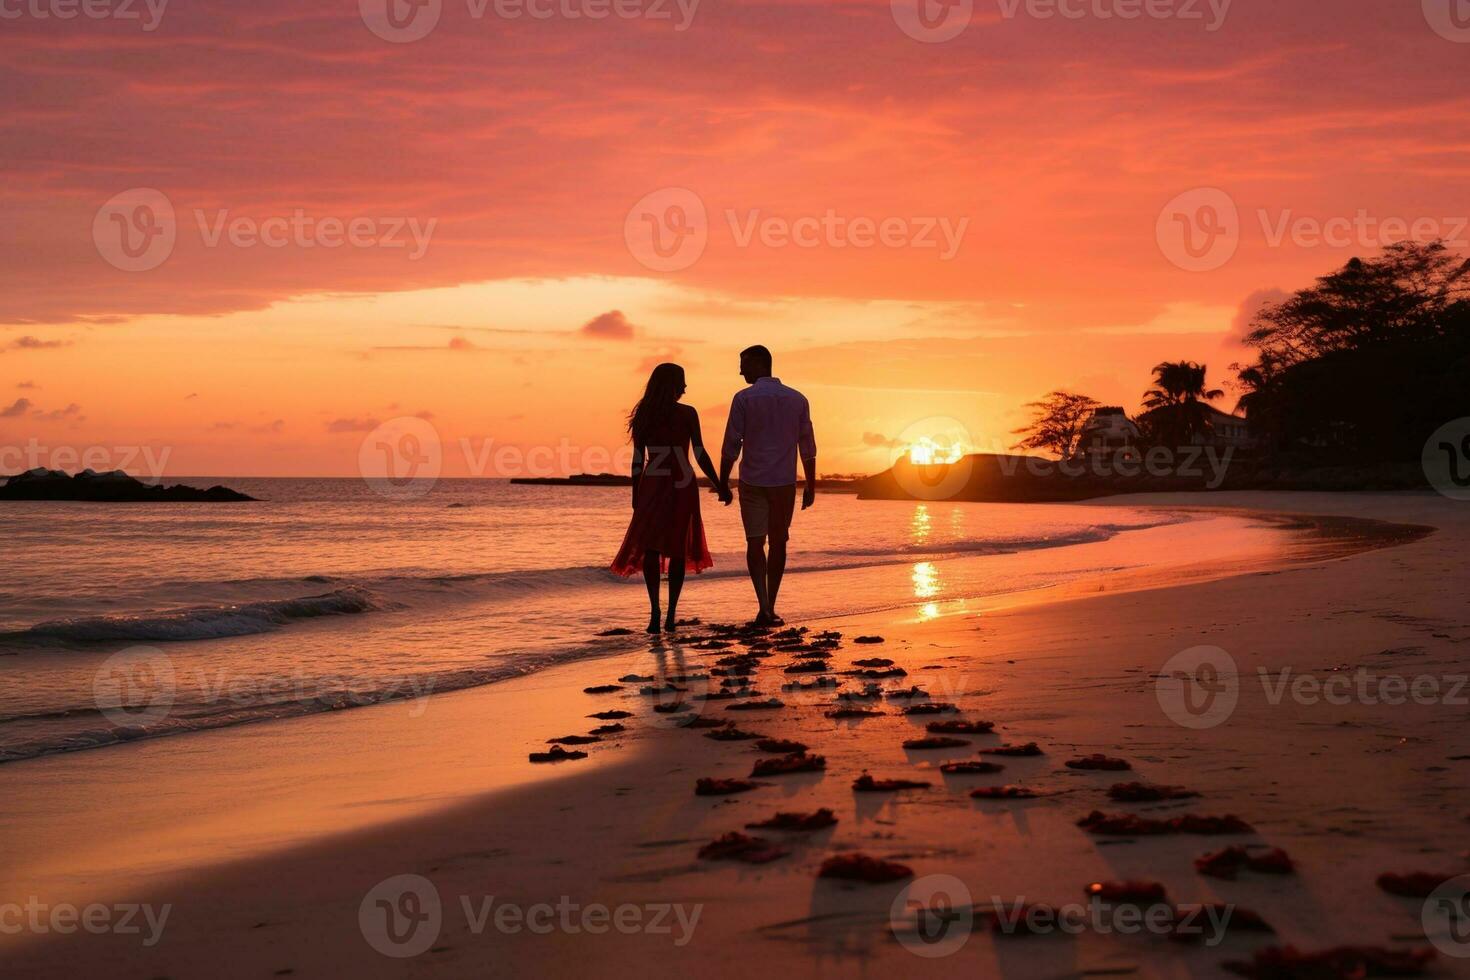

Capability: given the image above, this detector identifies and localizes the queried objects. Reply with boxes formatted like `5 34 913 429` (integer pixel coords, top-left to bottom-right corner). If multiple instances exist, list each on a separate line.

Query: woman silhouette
611 363 729 633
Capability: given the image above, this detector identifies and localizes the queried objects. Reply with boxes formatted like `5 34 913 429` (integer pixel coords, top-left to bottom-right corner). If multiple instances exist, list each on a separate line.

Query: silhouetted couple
611 345 818 633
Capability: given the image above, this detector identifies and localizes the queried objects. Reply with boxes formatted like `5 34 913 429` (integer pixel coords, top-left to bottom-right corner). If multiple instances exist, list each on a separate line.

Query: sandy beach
3 491 1469 978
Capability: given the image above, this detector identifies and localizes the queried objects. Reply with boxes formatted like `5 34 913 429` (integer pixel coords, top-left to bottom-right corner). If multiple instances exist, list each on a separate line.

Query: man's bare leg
745 537 771 622
766 538 787 623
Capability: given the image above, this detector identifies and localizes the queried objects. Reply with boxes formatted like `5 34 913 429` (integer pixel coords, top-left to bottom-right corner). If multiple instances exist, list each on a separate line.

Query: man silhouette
719 345 817 626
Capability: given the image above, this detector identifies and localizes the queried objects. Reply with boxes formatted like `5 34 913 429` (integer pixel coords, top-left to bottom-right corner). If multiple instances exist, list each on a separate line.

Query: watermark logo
1423 0 1470 42
891 874 974 957
1157 187 1239 272
359 417 444 500
0 0 169 30
94 188 177 273
93 646 176 727
1156 645 1238 729
887 417 976 501
625 187 707 272
1424 875 1470 957
1423 418 1470 501
360 0 442 42
891 0 973 42
360 874 443 958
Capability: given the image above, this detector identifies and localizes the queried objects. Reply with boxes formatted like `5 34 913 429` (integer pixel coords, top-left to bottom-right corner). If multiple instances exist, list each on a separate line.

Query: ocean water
0 478 1251 763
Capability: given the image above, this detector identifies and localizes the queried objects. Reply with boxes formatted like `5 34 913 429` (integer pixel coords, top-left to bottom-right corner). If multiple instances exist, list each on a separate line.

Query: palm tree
1141 361 1224 445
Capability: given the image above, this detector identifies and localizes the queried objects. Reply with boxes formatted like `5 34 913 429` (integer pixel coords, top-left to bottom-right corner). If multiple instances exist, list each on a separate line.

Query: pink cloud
582 311 637 341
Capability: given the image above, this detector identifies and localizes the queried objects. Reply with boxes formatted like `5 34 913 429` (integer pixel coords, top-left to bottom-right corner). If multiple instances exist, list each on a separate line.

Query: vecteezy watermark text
1157 187 1469 272
0 0 168 30
359 875 701 958
0 440 172 482
359 0 698 43
94 189 437 272
0 899 170 947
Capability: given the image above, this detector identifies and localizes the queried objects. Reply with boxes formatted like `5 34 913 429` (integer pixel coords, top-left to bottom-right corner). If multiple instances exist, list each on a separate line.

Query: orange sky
2 0 1468 477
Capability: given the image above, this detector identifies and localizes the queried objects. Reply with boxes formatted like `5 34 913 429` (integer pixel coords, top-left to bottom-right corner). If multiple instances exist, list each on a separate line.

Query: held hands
715 482 734 506
802 483 816 510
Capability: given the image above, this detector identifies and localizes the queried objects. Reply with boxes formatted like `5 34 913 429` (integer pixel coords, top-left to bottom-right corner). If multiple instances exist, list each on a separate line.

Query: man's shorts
738 483 797 541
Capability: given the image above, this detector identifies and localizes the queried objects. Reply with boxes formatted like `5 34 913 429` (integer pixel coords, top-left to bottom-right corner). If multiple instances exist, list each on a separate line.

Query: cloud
1230 288 1292 345
5 337 71 352
17 381 36 389
209 421 237 431
581 311 636 341
35 403 81 421
447 337 477 351
251 419 286 434
326 418 381 433
862 432 904 449
636 346 684 373
1 398 32 418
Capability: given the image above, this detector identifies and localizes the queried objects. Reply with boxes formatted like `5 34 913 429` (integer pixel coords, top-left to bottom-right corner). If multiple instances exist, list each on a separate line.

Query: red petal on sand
927 720 996 734
1079 811 1254 836
826 708 884 719
818 853 912 883
1109 782 1198 802
529 746 587 763
1085 880 1168 903
547 734 600 745
652 702 687 714
902 703 958 715
697 832 789 864
589 710 633 720
1223 945 1436 979
755 738 808 754
583 685 622 694
1376 872 1457 897
852 658 894 668
1247 848 1295 875
852 774 930 792
940 761 1005 774
783 662 830 674
1172 814 1254 835
970 785 1040 799
1196 846 1250 879
1065 754 1131 771
727 698 785 711
750 753 827 777
903 736 971 750
853 636 886 645
695 778 760 796
589 724 626 735
746 808 839 831
680 717 730 729
1167 905 1273 944
979 742 1043 756
704 728 765 741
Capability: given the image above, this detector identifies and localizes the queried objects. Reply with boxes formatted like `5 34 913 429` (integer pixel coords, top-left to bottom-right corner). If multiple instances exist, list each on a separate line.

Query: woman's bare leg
665 549 686 631
643 551 662 634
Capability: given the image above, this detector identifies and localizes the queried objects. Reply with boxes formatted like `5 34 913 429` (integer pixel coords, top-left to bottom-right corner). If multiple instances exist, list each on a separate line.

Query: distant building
1135 404 1255 449
1202 405 1254 449
1075 407 1141 461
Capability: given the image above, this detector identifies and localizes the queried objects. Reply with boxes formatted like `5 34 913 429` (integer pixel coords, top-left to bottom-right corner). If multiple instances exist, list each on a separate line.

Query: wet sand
3 492 1468 978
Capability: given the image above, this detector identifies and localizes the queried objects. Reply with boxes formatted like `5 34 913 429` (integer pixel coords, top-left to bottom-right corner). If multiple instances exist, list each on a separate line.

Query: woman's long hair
627 363 685 442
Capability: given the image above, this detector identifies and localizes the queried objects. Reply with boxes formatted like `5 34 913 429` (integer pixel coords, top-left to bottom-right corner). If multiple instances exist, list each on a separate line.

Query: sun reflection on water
910 504 932 546
912 560 940 599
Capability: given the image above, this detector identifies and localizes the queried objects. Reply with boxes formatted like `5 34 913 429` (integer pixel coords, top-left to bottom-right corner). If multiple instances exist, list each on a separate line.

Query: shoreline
3 491 1467 977
0 505 1417 768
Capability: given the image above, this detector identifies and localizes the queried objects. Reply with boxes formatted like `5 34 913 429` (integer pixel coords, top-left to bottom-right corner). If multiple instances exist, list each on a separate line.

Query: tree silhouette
1139 361 1224 445
1235 241 1470 459
1012 391 1100 458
